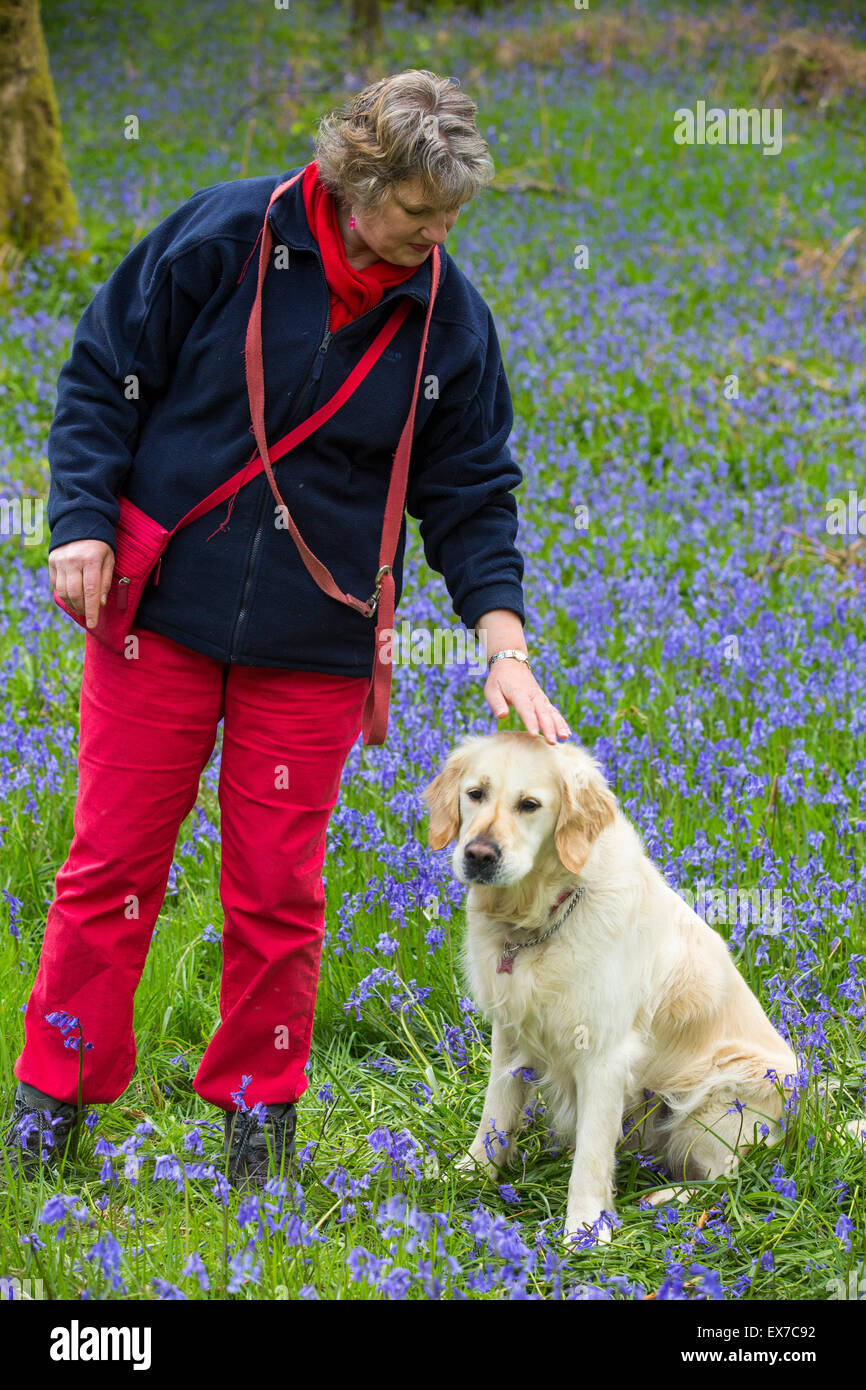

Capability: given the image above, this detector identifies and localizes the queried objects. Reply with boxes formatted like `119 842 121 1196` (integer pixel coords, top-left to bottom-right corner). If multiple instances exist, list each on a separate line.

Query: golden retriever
422 731 799 1245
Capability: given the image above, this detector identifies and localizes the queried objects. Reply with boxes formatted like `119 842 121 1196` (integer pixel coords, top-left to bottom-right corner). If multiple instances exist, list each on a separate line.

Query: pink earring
349 214 356 229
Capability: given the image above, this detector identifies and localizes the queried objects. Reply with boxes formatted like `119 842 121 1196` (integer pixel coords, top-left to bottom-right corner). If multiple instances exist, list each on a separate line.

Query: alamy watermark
1 1276 44 1299
826 1267 866 1300
376 622 488 668
49 1320 151 1369
674 101 783 157
0 496 44 546
680 881 785 934
826 486 866 537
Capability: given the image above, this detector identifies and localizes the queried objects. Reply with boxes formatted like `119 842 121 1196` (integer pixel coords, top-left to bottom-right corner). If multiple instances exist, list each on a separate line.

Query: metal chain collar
499 884 586 963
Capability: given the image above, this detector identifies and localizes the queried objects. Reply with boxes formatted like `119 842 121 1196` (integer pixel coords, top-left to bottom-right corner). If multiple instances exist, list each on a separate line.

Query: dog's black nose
464 838 501 875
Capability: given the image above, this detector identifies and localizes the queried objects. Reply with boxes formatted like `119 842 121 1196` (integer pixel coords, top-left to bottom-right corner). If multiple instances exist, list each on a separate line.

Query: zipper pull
310 328 332 384
117 577 130 611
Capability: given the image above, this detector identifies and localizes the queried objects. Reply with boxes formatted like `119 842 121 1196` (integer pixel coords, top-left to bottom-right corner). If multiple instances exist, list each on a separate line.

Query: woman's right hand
49 540 115 628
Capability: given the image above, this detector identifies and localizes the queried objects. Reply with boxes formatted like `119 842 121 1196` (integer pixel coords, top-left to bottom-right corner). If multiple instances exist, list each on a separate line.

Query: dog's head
422 732 617 885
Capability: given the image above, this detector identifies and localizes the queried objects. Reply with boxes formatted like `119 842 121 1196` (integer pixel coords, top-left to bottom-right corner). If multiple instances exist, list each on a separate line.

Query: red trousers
14 627 367 1110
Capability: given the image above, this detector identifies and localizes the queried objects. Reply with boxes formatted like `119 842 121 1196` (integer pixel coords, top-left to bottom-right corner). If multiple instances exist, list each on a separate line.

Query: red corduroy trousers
14 626 368 1111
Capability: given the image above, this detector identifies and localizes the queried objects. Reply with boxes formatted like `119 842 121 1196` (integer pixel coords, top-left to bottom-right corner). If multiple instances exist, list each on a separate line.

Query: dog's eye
518 799 541 812
466 787 485 801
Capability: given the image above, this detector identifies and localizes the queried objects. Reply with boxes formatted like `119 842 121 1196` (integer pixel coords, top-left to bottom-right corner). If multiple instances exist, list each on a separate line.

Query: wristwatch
488 648 532 673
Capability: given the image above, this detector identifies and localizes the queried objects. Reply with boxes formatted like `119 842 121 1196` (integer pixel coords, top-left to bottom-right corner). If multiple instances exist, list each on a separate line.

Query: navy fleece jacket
46 164 526 676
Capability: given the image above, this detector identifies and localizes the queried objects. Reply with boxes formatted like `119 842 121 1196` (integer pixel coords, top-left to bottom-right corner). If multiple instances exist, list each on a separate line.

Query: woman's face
343 177 462 267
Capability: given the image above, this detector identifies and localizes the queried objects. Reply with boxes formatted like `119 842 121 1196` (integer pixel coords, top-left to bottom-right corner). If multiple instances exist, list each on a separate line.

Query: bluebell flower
835 1215 854 1250
85 1233 126 1292
182 1128 203 1155
45 1011 79 1036
226 1250 261 1293
181 1251 210 1291
230 1075 253 1111
152 1279 187 1300
769 1161 797 1200
2 889 22 939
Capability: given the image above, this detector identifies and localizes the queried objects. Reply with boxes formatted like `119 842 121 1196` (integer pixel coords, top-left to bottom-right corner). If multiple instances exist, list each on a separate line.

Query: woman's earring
349 213 356 229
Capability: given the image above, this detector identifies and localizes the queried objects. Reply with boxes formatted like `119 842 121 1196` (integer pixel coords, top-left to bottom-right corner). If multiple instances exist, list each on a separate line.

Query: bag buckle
366 565 391 618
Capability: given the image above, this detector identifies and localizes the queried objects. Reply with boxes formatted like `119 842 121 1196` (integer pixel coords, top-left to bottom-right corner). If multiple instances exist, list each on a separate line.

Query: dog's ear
422 744 472 850
554 747 617 874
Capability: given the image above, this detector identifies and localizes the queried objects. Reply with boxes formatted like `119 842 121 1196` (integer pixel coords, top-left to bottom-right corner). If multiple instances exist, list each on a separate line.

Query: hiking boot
224 1102 297 1190
1 1081 80 1180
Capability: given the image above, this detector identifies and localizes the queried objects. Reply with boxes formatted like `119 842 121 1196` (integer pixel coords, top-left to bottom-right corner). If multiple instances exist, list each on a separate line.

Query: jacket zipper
228 321 330 659
228 235 420 660
310 327 332 383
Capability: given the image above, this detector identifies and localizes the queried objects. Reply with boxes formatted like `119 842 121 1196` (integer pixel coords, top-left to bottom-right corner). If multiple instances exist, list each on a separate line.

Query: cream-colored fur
423 731 798 1246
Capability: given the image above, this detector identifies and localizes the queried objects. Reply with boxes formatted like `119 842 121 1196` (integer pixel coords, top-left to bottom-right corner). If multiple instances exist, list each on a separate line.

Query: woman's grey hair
314 68 495 215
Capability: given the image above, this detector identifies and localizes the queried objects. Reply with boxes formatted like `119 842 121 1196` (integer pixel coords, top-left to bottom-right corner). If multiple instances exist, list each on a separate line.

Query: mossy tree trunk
350 0 384 56
0 0 80 253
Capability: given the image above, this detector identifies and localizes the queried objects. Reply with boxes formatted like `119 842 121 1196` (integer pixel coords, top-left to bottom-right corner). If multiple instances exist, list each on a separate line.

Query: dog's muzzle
462 836 502 881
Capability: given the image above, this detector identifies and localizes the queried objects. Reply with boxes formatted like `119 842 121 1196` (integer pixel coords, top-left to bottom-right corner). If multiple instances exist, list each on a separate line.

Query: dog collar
496 885 585 974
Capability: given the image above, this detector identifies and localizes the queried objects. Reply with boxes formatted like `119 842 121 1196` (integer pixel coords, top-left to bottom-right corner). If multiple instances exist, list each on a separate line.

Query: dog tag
496 954 514 974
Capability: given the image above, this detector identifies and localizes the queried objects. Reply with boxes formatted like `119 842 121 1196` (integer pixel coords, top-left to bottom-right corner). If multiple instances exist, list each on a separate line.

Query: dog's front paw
454 1150 497 1181
644 1185 694 1209
562 1207 615 1250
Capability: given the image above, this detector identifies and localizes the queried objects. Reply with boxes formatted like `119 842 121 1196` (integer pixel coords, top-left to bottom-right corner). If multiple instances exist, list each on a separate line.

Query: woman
4 69 570 1187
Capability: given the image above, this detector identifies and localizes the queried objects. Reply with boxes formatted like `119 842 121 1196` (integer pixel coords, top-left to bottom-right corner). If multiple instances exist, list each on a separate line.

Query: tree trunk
350 0 384 54
0 0 80 254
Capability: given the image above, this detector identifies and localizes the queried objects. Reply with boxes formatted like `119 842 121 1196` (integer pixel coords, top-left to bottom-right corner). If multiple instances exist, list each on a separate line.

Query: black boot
224 1102 297 1190
1 1081 81 1180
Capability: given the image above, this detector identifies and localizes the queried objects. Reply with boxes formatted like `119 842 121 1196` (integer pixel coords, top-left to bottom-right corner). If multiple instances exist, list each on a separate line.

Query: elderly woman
5 69 570 1186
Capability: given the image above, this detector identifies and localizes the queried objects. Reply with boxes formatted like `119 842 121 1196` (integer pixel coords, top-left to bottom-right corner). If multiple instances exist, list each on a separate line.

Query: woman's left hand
483 658 571 745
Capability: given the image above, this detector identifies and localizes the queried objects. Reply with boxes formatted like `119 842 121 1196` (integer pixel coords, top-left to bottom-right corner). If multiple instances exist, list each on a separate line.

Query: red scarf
301 160 419 333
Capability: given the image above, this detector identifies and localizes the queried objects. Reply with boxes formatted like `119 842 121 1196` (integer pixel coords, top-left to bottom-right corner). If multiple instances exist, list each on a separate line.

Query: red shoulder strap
360 243 441 745
170 293 410 539
243 169 440 628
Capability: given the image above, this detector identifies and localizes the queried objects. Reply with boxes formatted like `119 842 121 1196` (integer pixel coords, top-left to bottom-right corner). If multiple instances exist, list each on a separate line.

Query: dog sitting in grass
422 731 799 1245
